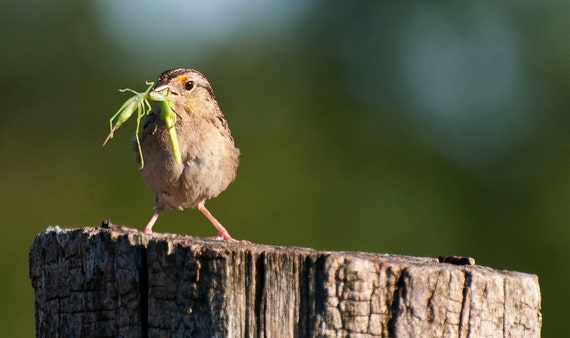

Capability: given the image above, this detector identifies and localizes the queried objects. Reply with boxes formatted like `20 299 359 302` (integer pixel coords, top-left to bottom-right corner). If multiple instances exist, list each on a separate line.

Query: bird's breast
137 115 239 210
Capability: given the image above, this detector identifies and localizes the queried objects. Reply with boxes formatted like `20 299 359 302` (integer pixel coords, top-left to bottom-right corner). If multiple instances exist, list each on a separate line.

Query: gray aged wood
29 227 541 337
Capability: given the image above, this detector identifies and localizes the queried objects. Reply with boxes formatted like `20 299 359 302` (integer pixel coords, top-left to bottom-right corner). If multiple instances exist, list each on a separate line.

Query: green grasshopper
148 91 182 165
103 81 182 168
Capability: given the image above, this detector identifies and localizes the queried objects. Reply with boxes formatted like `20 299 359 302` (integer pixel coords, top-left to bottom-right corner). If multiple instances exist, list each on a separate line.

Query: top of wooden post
29 226 541 337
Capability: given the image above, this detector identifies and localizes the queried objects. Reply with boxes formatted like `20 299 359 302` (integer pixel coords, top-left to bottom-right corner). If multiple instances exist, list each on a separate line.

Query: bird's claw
207 232 250 244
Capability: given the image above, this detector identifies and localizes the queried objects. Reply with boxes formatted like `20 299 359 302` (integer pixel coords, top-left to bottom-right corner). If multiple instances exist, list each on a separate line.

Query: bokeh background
1 1 568 336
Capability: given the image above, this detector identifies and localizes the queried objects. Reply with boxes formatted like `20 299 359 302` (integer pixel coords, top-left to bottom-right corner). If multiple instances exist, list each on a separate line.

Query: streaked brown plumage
134 68 240 241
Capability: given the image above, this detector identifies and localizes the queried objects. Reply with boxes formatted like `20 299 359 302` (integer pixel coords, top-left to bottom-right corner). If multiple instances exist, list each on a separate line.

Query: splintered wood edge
33 225 538 281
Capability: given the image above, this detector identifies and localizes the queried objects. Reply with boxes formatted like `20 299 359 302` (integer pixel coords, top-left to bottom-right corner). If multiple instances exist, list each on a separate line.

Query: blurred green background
1 1 568 336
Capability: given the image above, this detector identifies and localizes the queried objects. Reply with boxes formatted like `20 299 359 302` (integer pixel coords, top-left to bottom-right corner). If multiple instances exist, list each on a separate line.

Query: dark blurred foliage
0 1 568 336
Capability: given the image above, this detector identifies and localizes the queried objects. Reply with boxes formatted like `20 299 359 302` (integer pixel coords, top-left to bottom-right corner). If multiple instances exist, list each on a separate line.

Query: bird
134 68 240 241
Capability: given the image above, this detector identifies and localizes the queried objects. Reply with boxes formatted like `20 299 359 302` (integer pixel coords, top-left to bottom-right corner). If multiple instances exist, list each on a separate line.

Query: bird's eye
184 80 195 91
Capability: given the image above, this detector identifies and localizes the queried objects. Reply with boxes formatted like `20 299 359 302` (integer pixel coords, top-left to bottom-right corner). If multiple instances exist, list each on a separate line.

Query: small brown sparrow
134 68 240 241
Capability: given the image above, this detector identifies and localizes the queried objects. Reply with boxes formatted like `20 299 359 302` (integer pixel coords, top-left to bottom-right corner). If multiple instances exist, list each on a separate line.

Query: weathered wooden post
29 227 541 337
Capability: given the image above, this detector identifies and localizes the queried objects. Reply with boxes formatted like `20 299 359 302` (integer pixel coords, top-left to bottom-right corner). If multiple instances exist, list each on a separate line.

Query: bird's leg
197 201 236 241
143 206 163 234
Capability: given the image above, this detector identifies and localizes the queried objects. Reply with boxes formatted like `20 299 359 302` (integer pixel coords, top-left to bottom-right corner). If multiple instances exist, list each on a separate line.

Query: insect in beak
103 80 182 166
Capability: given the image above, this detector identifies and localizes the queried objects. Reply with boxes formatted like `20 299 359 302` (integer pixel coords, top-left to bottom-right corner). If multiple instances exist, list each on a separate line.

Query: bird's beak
152 84 179 96
153 84 169 92
152 85 179 96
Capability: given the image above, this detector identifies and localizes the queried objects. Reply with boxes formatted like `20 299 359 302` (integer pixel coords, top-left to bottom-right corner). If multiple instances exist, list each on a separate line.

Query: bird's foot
207 230 250 243
141 207 163 234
